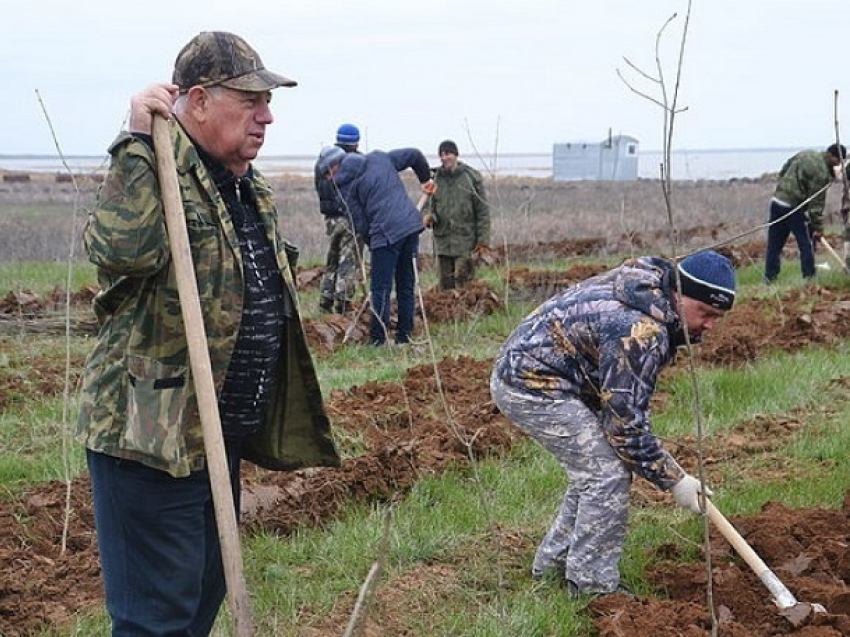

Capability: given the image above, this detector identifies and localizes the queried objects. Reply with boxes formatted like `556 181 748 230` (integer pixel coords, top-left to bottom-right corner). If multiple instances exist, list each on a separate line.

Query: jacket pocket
120 354 190 469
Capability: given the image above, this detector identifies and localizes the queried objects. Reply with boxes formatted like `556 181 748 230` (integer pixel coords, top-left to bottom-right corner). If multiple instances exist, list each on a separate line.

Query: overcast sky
3 0 848 159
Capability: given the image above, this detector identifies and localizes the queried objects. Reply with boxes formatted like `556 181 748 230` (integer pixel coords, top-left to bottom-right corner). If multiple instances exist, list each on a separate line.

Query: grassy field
4 174 850 635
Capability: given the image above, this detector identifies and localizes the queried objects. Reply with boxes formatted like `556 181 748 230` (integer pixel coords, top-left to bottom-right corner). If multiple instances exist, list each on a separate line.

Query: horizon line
0 145 814 161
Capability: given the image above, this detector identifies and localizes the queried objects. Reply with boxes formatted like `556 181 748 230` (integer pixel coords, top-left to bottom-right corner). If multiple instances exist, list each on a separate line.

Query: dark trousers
87 442 242 636
764 199 816 281
437 254 476 290
369 233 419 345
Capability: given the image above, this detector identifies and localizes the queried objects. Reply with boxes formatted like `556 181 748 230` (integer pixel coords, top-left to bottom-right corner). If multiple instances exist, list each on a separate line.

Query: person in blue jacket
490 250 735 597
317 146 435 345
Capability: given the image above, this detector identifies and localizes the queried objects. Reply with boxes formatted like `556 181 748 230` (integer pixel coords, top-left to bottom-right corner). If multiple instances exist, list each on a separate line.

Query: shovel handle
705 500 798 609
819 236 850 274
152 116 254 636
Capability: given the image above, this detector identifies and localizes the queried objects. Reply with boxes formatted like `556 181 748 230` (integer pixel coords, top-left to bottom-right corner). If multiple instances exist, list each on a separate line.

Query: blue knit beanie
677 250 736 310
336 123 360 145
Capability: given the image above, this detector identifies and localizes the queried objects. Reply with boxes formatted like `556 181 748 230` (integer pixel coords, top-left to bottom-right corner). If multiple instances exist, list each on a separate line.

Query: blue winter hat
677 250 736 310
317 145 346 175
336 123 360 145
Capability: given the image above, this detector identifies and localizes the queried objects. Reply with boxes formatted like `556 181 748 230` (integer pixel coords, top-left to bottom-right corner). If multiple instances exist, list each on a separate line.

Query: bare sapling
616 3 722 633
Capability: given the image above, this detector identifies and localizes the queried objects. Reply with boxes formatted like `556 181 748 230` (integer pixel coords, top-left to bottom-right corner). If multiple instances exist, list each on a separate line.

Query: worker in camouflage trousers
764 143 845 283
315 123 366 314
491 251 736 597
426 140 490 290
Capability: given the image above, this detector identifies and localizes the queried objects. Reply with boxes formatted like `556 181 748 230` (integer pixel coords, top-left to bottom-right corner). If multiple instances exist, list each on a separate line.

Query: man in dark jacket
319 147 435 345
764 143 844 283
490 250 735 596
314 123 365 314
428 140 491 289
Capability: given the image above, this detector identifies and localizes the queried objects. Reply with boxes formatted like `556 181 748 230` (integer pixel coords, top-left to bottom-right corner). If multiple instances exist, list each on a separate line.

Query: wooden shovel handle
152 116 254 636
705 500 798 609
819 236 850 274
705 500 770 577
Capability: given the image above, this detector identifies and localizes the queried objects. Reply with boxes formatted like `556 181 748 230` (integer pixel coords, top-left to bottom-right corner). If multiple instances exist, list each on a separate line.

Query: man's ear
185 86 210 120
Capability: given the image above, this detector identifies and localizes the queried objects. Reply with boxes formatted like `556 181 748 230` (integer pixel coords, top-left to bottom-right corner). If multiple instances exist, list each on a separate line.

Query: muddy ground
4 234 850 636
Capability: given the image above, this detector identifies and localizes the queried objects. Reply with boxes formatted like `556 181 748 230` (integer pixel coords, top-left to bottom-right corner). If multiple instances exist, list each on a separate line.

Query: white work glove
671 474 714 514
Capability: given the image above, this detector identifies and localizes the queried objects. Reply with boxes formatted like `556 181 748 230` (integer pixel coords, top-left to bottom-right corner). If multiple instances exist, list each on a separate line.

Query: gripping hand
671 474 713 514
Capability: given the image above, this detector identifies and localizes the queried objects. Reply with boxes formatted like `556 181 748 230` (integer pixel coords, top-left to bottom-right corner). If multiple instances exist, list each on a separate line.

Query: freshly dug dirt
592 497 850 636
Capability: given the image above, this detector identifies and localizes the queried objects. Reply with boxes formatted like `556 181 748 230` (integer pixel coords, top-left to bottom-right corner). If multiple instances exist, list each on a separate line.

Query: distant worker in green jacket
764 143 845 283
77 31 339 636
426 140 491 290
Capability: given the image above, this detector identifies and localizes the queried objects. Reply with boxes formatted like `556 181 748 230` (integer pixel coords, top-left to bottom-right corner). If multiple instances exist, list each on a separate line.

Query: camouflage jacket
774 150 835 233
491 257 686 490
429 162 490 256
77 122 340 477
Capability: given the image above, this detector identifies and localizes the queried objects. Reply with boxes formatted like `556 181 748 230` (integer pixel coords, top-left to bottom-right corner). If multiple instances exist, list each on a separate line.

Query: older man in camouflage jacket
77 31 339 636
491 251 735 596
764 143 845 283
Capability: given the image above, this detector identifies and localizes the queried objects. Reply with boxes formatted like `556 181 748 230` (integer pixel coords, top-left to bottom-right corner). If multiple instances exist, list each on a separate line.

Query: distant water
0 147 809 181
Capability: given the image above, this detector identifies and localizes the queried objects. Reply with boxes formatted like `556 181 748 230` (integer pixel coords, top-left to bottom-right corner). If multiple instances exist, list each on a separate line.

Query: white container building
553 133 639 181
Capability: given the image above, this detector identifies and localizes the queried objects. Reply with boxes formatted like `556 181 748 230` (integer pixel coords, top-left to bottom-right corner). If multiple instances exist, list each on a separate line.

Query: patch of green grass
735 258 850 296
655 343 850 438
0 335 91 492
0 403 86 490
233 448 594 637
0 261 95 296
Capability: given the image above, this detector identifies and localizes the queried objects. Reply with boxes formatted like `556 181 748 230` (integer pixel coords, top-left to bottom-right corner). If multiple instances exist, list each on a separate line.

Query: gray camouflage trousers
320 216 365 309
490 376 631 594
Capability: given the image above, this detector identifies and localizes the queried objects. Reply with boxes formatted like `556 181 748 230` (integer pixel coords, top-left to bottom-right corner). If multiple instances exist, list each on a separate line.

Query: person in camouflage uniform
490 251 736 596
315 124 366 314
77 31 339 636
426 140 490 289
764 143 845 283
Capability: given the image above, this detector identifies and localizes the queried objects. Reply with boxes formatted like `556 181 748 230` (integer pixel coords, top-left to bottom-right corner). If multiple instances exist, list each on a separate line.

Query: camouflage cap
172 31 297 92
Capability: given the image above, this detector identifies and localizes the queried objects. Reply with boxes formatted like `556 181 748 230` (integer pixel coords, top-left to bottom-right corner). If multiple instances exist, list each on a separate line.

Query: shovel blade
777 602 828 627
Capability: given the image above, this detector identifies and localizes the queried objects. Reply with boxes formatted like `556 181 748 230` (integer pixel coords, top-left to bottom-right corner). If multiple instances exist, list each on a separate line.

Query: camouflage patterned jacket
429 162 490 257
774 150 835 233
77 122 340 477
492 257 686 490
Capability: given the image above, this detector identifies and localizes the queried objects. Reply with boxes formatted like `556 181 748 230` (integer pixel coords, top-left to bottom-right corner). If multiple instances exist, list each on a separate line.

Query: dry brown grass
3 170 845 265
258 173 800 261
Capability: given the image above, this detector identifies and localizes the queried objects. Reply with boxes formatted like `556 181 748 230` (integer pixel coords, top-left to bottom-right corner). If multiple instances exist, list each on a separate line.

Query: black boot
319 297 334 314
